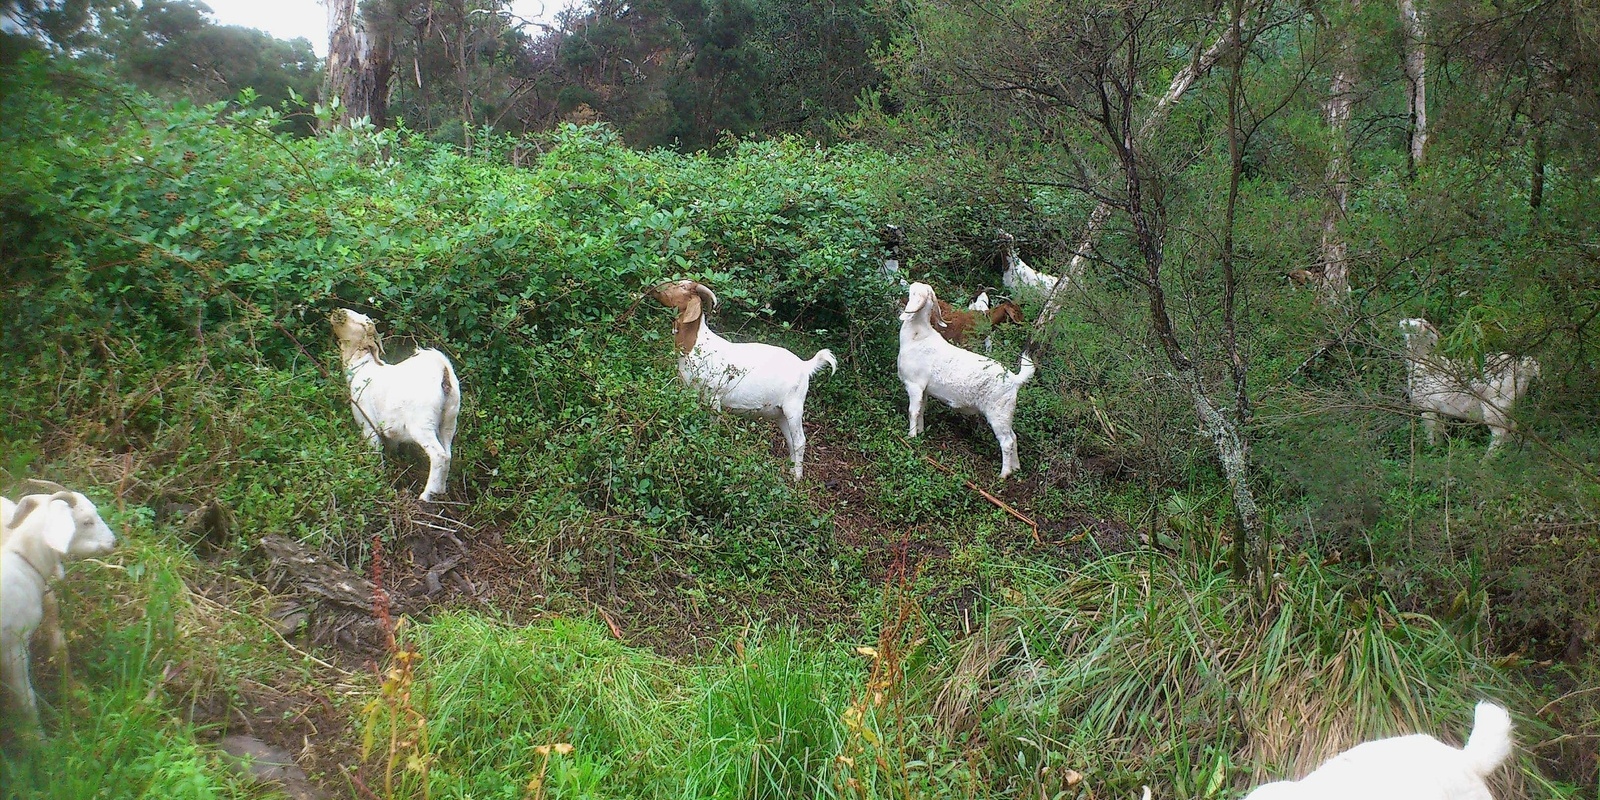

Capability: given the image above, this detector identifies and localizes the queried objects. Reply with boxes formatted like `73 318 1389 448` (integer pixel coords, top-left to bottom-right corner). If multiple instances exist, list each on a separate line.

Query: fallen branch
903 439 1040 543
595 604 623 640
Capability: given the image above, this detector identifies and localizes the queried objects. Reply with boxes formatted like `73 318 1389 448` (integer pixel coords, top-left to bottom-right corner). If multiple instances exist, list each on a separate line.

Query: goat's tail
438 355 460 399
1461 701 1514 778
809 349 839 377
1013 351 1036 385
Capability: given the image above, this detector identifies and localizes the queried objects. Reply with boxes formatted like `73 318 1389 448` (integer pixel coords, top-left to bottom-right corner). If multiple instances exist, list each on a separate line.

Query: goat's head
1516 356 1543 392
990 300 1025 326
1397 317 1440 349
651 280 718 354
9 485 118 558
330 308 382 363
900 282 946 328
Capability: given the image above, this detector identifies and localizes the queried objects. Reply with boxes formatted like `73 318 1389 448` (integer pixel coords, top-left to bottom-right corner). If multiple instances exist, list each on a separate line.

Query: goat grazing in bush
934 295 1025 352
1244 701 1514 800
1398 318 1540 454
2 481 118 727
330 309 461 501
898 282 1035 479
997 229 1059 297
651 280 837 480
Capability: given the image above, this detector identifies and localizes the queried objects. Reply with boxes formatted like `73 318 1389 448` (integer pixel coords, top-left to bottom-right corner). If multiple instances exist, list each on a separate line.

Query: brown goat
934 299 1025 347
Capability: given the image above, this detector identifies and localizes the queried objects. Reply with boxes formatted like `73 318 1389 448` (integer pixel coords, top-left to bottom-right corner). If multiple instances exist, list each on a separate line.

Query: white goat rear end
331 309 462 501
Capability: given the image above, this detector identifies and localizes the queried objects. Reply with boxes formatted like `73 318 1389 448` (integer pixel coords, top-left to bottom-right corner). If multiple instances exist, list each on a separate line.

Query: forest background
0 0 1597 797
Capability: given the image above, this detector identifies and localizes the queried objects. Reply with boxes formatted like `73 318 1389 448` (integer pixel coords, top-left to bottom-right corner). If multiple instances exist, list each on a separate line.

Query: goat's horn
694 282 719 310
26 478 69 494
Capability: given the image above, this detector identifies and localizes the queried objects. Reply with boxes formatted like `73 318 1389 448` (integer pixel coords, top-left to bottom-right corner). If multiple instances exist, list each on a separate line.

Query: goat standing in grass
1245 701 1514 800
898 282 1034 479
650 280 837 480
1399 318 1540 454
330 309 461 501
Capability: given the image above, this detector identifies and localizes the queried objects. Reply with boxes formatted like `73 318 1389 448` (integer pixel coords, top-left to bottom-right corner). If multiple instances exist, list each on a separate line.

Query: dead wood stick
907 444 1041 544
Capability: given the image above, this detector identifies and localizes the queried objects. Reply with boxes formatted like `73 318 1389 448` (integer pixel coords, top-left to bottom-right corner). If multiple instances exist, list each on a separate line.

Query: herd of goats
1 230 1543 799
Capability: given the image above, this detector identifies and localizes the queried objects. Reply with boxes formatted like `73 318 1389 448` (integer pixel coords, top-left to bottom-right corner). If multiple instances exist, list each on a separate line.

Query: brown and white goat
651 280 837 480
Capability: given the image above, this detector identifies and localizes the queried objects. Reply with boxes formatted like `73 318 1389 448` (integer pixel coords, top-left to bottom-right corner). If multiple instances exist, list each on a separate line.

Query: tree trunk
1069 31 1236 282
325 0 396 129
1399 0 1428 173
1530 90 1547 219
1318 0 1360 301
1036 28 1240 332
1109 19 1266 590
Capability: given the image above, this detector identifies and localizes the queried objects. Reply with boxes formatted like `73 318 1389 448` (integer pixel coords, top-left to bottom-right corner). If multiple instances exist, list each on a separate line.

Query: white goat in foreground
1399 318 1540 453
998 229 1059 297
2 481 118 727
898 282 1035 479
651 280 837 480
330 309 461 501
1245 701 1514 800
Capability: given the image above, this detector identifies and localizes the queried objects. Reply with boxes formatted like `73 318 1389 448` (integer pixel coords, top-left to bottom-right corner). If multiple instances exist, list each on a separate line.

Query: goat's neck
902 310 937 340
340 347 383 375
680 320 730 356
3 534 64 585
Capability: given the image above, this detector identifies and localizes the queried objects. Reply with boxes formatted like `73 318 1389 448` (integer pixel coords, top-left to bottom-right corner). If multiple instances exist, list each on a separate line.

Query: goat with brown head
649 279 837 480
651 280 719 355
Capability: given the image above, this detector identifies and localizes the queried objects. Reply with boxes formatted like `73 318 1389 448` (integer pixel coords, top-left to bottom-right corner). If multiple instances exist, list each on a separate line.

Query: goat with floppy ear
330 308 462 502
651 280 837 480
2 482 118 727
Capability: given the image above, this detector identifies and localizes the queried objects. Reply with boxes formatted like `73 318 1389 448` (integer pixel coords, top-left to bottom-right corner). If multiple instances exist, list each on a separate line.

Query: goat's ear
678 295 702 325
900 291 925 322
930 299 947 328
9 495 41 528
38 497 78 555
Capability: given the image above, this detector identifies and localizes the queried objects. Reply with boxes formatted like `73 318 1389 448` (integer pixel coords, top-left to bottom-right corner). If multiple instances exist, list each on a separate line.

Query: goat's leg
779 408 806 480
990 416 1020 479
439 411 459 459
2 635 39 726
906 383 927 437
35 593 64 664
418 434 452 502
1422 411 1440 445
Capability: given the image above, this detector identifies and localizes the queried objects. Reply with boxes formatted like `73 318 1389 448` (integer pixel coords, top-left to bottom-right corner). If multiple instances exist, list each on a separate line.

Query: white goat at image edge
2 481 118 727
1243 701 1514 800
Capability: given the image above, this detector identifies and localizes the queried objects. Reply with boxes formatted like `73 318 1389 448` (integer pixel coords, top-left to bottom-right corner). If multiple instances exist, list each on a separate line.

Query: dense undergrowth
2 56 1597 798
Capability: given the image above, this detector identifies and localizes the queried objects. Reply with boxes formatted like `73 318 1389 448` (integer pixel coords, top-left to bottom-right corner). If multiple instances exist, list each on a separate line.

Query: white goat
1399 318 1541 453
650 280 837 480
2 482 118 726
898 282 1035 479
998 230 1059 297
1244 701 1514 800
330 309 461 501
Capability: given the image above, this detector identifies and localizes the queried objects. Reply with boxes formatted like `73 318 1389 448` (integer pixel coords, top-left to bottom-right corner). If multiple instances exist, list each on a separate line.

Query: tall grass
933 551 1558 798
